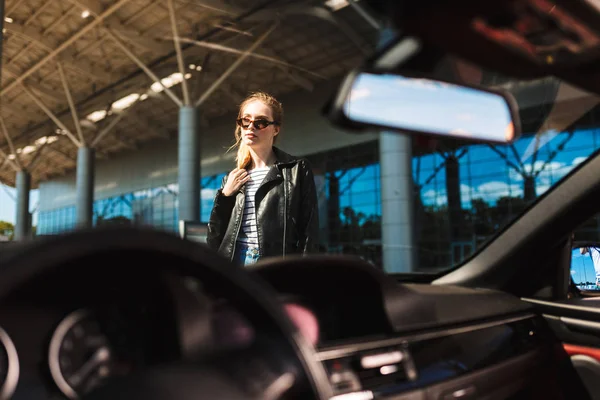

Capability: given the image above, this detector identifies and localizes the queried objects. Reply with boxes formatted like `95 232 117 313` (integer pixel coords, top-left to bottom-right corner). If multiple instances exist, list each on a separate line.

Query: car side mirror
571 243 600 292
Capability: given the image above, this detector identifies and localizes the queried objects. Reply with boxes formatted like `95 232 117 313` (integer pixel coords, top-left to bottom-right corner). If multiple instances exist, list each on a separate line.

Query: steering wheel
0 227 333 400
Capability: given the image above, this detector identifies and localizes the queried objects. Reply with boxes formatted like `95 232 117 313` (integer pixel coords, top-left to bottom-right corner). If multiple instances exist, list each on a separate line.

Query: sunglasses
236 117 278 130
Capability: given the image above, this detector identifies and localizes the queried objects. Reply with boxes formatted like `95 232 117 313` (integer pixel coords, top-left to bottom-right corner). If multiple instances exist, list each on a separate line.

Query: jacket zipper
230 189 245 262
283 170 287 258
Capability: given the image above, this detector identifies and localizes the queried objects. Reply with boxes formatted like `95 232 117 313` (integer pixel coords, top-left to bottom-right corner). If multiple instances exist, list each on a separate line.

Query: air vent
324 345 418 398
355 347 417 390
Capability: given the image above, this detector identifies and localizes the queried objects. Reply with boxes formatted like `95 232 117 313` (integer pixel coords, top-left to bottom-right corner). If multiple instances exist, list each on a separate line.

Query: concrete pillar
76 147 95 229
14 170 30 240
178 106 199 222
380 133 415 273
377 26 416 272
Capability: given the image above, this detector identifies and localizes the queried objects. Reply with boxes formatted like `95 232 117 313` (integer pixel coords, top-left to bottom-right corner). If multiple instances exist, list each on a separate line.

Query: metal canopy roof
0 0 379 188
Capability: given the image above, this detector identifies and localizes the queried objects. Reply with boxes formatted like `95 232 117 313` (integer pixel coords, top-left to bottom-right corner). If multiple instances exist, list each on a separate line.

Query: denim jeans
235 242 260 266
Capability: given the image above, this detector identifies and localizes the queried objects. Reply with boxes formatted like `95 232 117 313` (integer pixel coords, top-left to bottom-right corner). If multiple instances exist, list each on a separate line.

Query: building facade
35 78 600 272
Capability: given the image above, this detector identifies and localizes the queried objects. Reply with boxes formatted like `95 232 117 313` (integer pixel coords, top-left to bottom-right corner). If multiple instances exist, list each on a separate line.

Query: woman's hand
222 168 250 196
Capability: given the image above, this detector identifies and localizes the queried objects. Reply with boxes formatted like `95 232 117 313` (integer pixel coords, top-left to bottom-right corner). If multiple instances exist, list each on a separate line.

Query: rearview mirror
571 243 600 292
327 70 522 144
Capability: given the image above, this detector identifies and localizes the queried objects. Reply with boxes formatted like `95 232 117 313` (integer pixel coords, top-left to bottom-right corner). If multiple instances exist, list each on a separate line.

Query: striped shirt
237 167 270 246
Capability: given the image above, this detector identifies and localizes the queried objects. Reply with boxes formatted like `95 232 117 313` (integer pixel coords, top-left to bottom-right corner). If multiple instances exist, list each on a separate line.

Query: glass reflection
345 73 515 143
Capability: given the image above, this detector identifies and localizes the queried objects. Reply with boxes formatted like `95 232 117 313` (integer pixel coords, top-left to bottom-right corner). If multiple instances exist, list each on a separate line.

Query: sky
572 248 599 287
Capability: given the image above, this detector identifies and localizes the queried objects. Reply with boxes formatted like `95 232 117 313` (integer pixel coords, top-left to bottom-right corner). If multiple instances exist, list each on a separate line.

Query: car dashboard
253 258 565 400
316 314 547 400
0 252 566 400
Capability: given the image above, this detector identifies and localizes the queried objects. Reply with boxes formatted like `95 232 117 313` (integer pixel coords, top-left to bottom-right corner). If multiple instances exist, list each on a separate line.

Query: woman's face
239 100 279 150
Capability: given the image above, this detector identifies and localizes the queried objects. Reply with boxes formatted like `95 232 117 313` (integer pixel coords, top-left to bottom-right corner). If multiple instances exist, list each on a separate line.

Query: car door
520 294 600 400
519 240 600 400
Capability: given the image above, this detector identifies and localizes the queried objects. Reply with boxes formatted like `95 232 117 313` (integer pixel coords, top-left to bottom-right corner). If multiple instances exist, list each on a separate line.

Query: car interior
5 0 600 399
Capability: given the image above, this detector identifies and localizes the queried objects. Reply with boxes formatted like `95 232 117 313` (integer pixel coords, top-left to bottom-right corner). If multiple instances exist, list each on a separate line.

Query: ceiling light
21 146 36 155
81 10 90 18
189 64 196 69
111 93 139 111
324 0 350 11
150 72 185 93
80 119 96 129
35 136 58 146
140 93 149 101
184 73 192 79
4 17 13 23
195 66 202 71
86 110 107 123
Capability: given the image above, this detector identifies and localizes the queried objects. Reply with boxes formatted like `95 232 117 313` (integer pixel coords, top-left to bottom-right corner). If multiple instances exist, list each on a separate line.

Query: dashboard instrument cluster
0 326 18 399
48 309 135 399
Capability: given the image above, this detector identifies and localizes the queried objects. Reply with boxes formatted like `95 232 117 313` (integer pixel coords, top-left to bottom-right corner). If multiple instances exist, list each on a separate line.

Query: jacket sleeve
206 175 236 251
298 159 320 255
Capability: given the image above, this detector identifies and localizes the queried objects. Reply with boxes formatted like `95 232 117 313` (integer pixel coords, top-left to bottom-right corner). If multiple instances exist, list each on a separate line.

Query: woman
207 91 319 266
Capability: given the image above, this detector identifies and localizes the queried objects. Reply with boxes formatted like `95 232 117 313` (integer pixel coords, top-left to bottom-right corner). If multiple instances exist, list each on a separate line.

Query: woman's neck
249 146 276 169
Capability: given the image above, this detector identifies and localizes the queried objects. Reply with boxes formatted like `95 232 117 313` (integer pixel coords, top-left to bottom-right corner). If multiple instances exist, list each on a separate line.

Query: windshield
0 4 599 275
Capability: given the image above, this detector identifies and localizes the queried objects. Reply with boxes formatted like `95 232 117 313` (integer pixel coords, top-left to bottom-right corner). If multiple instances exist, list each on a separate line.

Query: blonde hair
230 91 283 169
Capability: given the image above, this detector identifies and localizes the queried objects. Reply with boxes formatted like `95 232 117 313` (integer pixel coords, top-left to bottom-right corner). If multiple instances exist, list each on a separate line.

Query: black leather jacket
207 147 319 261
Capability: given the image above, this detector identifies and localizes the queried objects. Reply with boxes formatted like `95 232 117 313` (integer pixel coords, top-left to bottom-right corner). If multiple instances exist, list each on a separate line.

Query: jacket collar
239 147 296 195
272 146 298 167
252 147 297 190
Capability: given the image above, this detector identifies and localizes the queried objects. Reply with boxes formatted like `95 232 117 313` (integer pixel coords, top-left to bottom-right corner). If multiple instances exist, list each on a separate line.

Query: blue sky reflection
345 73 514 142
